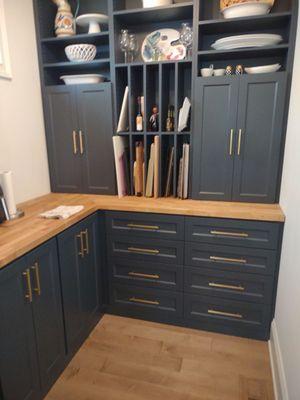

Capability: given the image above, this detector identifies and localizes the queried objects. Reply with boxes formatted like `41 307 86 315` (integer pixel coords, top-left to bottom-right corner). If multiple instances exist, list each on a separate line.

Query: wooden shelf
43 59 111 70
41 32 110 45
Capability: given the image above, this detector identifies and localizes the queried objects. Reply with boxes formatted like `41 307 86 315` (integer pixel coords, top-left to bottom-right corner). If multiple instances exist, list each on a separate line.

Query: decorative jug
52 0 75 37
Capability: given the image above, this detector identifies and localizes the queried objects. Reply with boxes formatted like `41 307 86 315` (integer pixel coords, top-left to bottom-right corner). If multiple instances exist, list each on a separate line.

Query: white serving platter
245 64 281 74
60 74 105 85
222 2 272 19
211 34 283 50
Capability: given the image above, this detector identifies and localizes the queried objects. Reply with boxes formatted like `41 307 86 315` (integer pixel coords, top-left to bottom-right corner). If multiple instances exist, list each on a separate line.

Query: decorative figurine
52 0 75 37
225 65 234 75
149 105 159 132
236 64 244 75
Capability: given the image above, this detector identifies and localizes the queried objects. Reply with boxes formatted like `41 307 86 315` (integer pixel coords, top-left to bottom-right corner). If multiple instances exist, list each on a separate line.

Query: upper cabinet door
232 73 287 203
45 86 82 193
76 83 116 195
192 77 239 201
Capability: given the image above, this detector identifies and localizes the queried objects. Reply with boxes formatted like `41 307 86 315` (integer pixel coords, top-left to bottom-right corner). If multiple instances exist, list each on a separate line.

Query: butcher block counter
0 193 285 269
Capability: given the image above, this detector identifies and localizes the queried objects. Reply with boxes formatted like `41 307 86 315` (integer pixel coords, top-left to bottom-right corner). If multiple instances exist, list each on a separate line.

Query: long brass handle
79 130 84 155
229 129 234 156
128 272 160 280
77 232 84 258
83 229 89 255
210 256 247 264
31 262 41 296
129 297 160 306
128 247 160 255
237 129 243 156
23 269 33 303
210 230 249 238
209 282 245 291
208 309 243 319
127 223 159 230
72 131 78 155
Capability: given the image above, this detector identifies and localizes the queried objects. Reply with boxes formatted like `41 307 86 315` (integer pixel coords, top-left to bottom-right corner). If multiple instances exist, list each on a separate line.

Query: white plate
76 14 109 34
215 34 282 44
245 64 281 74
212 34 282 50
60 74 105 85
222 2 271 19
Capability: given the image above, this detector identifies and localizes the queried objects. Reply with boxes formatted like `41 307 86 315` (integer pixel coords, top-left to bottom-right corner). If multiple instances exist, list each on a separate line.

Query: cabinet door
28 239 65 395
192 77 239 200
45 86 82 193
232 72 287 203
76 83 116 194
0 259 40 400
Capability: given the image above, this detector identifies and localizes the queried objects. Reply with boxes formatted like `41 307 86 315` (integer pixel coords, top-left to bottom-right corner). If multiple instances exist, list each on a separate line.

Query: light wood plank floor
46 315 274 400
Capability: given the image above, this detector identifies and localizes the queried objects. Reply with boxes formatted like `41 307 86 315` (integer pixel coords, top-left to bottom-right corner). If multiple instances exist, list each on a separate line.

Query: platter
221 2 273 18
211 34 283 50
245 64 281 74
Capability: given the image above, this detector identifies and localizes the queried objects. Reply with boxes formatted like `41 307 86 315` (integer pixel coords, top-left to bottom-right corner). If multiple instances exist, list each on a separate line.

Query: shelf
113 2 193 24
43 59 111 70
115 59 192 68
41 32 110 46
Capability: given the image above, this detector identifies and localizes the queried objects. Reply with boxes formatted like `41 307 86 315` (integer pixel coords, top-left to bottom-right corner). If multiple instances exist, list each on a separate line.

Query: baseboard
268 320 289 400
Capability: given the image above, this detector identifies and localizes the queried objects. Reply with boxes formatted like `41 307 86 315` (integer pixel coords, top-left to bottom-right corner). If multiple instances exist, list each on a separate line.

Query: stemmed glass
128 34 138 63
180 23 193 59
119 29 130 63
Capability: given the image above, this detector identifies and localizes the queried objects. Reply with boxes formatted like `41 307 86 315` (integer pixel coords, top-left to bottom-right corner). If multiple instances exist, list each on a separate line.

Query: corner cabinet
44 83 116 195
192 72 287 203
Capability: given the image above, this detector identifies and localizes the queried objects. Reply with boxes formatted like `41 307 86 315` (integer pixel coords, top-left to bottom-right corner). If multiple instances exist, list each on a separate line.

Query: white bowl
142 0 173 8
245 64 281 74
222 2 271 19
65 44 97 62
214 69 226 76
60 74 105 85
201 68 214 77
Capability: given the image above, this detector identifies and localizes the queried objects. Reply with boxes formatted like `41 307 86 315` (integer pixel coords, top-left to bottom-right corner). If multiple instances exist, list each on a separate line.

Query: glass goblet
120 29 130 63
180 23 193 59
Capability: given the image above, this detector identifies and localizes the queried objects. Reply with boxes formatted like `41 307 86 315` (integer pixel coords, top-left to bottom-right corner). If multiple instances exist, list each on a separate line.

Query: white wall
0 0 50 203
274 14 300 400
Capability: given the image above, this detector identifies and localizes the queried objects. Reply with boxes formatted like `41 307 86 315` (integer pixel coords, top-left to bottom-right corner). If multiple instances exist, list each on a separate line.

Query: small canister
225 65 234 75
236 64 244 75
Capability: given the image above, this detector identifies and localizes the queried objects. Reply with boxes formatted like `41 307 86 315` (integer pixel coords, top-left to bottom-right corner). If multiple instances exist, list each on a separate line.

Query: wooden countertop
0 193 285 269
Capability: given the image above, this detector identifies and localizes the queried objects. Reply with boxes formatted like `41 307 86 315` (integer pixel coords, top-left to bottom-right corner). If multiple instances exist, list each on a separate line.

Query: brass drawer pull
23 269 33 303
237 129 243 156
83 229 89 255
72 131 78 155
128 272 160 280
127 223 159 230
209 282 245 291
129 297 159 306
208 309 243 319
77 232 84 258
79 130 84 155
229 129 234 156
210 230 249 238
128 247 160 255
210 256 247 264
31 262 41 296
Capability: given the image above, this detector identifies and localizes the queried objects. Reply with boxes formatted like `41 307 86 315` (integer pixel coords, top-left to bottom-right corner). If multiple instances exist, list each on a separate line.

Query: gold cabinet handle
209 282 245 291
77 232 84 258
83 229 89 255
208 309 243 319
31 262 41 296
23 268 33 303
210 256 247 264
229 129 234 156
129 297 160 306
128 272 160 280
128 247 160 255
237 129 243 156
79 130 84 155
127 223 159 230
210 230 249 238
72 130 78 155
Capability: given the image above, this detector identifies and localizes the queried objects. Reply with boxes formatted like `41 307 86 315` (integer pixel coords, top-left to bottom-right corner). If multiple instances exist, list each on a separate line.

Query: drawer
185 243 277 276
108 236 184 265
106 211 184 240
109 258 183 291
110 284 183 320
184 294 271 339
184 267 274 304
185 217 281 250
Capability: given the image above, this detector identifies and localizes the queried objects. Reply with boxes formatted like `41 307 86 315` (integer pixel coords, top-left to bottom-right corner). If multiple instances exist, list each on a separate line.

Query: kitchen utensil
65 44 97 62
76 13 109 33
214 69 226 76
201 68 214 77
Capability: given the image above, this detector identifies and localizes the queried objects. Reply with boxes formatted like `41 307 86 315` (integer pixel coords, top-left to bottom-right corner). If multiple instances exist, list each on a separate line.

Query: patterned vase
52 0 75 37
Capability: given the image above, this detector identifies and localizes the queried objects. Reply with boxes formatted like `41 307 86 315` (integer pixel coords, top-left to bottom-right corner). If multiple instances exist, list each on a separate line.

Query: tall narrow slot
177 62 192 132
145 64 160 133
161 64 176 133
115 66 129 132
161 134 175 197
130 65 144 132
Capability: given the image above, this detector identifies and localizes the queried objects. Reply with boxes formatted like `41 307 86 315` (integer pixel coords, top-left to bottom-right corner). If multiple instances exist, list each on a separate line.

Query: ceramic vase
52 0 75 37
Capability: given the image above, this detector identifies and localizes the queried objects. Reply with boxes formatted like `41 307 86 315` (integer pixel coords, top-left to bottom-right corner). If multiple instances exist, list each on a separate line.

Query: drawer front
110 284 183 319
185 217 281 250
185 243 277 276
184 294 271 335
108 236 184 265
184 267 273 304
110 258 183 291
106 212 184 240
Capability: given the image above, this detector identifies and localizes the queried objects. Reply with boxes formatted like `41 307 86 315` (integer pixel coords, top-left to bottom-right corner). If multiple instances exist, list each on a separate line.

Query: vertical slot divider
158 63 163 134
129 134 134 195
173 62 179 197
143 64 148 196
173 133 178 198
127 65 132 132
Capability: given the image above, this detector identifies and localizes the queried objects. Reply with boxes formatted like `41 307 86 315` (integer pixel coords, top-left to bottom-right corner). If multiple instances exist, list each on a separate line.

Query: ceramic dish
141 29 186 62
222 2 272 18
142 0 173 7
76 14 109 34
65 44 97 62
220 0 274 11
211 34 282 50
60 74 105 85
245 64 281 74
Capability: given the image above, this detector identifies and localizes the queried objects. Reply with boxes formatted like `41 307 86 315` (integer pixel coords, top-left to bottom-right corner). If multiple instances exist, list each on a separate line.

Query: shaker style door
45 86 82 193
76 83 116 195
192 77 239 200
232 72 287 203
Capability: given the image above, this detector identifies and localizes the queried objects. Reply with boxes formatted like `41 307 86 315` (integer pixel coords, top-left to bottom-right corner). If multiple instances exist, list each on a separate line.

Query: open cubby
161 134 175 197
129 66 144 131
145 64 160 131
115 66 129 130
177 62 192 131
161 64 176 132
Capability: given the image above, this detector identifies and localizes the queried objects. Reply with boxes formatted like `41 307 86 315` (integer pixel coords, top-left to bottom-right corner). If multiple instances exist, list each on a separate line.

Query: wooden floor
46 315 274 400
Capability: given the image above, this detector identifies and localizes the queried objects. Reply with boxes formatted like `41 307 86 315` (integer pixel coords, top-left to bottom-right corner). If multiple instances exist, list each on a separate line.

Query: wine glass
119 29 130 63
128 34 138 63
180 23 193 59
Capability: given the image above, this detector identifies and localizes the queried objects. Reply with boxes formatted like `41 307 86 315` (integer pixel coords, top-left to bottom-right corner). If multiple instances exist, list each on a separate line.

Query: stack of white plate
211 34 283 50
245 64 281 74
